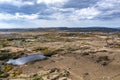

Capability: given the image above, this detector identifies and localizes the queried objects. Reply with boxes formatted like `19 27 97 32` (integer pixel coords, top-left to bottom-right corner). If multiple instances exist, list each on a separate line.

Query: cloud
96 0 120 9
37 0 68 5
0 12 39 21
0 3 48 15
0 13 16 20
38 0 120 20
0 0 68 7
0 0 34 7
0 0 120 28
15 13 39 19
94 0 120 20
70 7 101 20
63 0 98 9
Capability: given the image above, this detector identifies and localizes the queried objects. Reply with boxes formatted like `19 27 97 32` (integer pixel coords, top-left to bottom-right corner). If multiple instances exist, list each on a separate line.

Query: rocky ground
0 32 120 80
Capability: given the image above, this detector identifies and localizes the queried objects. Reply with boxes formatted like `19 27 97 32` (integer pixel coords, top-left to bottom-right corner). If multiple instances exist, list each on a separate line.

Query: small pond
7 54 46 65
0 32 15 34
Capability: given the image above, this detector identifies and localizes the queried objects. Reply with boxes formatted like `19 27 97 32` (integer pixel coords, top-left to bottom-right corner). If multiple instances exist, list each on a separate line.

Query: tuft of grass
3 65 13 72
0 50 12 60
41 48 60 56
31 74 44 80
32 46 61 56
59 32 80 37
79 34 90 38
114 45 120 48
0 72 9 78
0 40 12 47
10 70 22 77
33 47 49 52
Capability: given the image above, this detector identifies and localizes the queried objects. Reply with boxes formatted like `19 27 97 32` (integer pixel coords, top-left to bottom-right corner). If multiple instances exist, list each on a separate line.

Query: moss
41 48 61 56
33 46 61 56
0 50 14 61
33 77 43 80
4 65 13 72
59 32 80 37
43 33 57 39
0 72 9 78
0 40 12 47
11 51 23 56
33 47 49 52
79 34 90 38
60 70 70 77
31 74 44 80
10 70 22 77
0 45 3 49
114 45 120 48
61 45 80 52
0 50 10 53
0 66 9 78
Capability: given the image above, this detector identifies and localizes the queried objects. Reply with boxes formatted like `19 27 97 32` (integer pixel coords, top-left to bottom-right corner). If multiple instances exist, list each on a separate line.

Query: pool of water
7 54 46 65
0 32 16 34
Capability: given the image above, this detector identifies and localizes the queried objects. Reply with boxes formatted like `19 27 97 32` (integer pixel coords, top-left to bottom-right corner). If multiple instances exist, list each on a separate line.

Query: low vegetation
0 32 120 80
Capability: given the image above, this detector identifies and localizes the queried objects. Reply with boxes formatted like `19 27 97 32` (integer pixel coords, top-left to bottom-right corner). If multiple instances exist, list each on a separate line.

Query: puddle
0 32 16 34
7 54 46 65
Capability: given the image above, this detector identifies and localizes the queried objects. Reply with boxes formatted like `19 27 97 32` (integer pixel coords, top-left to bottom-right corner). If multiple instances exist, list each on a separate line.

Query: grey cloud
63 0 98 9
0 3 48 14
0 0 120 21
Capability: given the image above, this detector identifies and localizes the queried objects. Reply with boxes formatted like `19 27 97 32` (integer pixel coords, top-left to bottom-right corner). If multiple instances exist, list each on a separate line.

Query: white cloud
70 7 101 20
45 7 101 21
37 0 68 4
0 0 68 7
49 13 67 20
0 12 39 21
15 13 39 19
0 13 16 20
37 0 68 7
51 0 120 20
92 0 120 19
0 0 120 29
0 0 34 7
96 0 120 9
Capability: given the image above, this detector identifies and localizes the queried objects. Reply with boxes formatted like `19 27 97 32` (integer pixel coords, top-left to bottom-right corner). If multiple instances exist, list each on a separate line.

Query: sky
0 0 120 28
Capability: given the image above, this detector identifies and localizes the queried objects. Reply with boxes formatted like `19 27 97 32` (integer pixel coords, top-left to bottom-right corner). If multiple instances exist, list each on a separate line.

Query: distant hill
0 27 120 32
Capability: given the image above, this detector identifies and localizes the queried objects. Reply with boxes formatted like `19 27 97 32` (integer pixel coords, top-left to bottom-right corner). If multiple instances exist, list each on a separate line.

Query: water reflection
7 54 46 65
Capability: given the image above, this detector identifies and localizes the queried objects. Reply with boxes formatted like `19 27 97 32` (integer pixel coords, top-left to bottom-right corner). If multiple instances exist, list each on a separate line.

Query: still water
7 54 46 65
0 32 15 34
